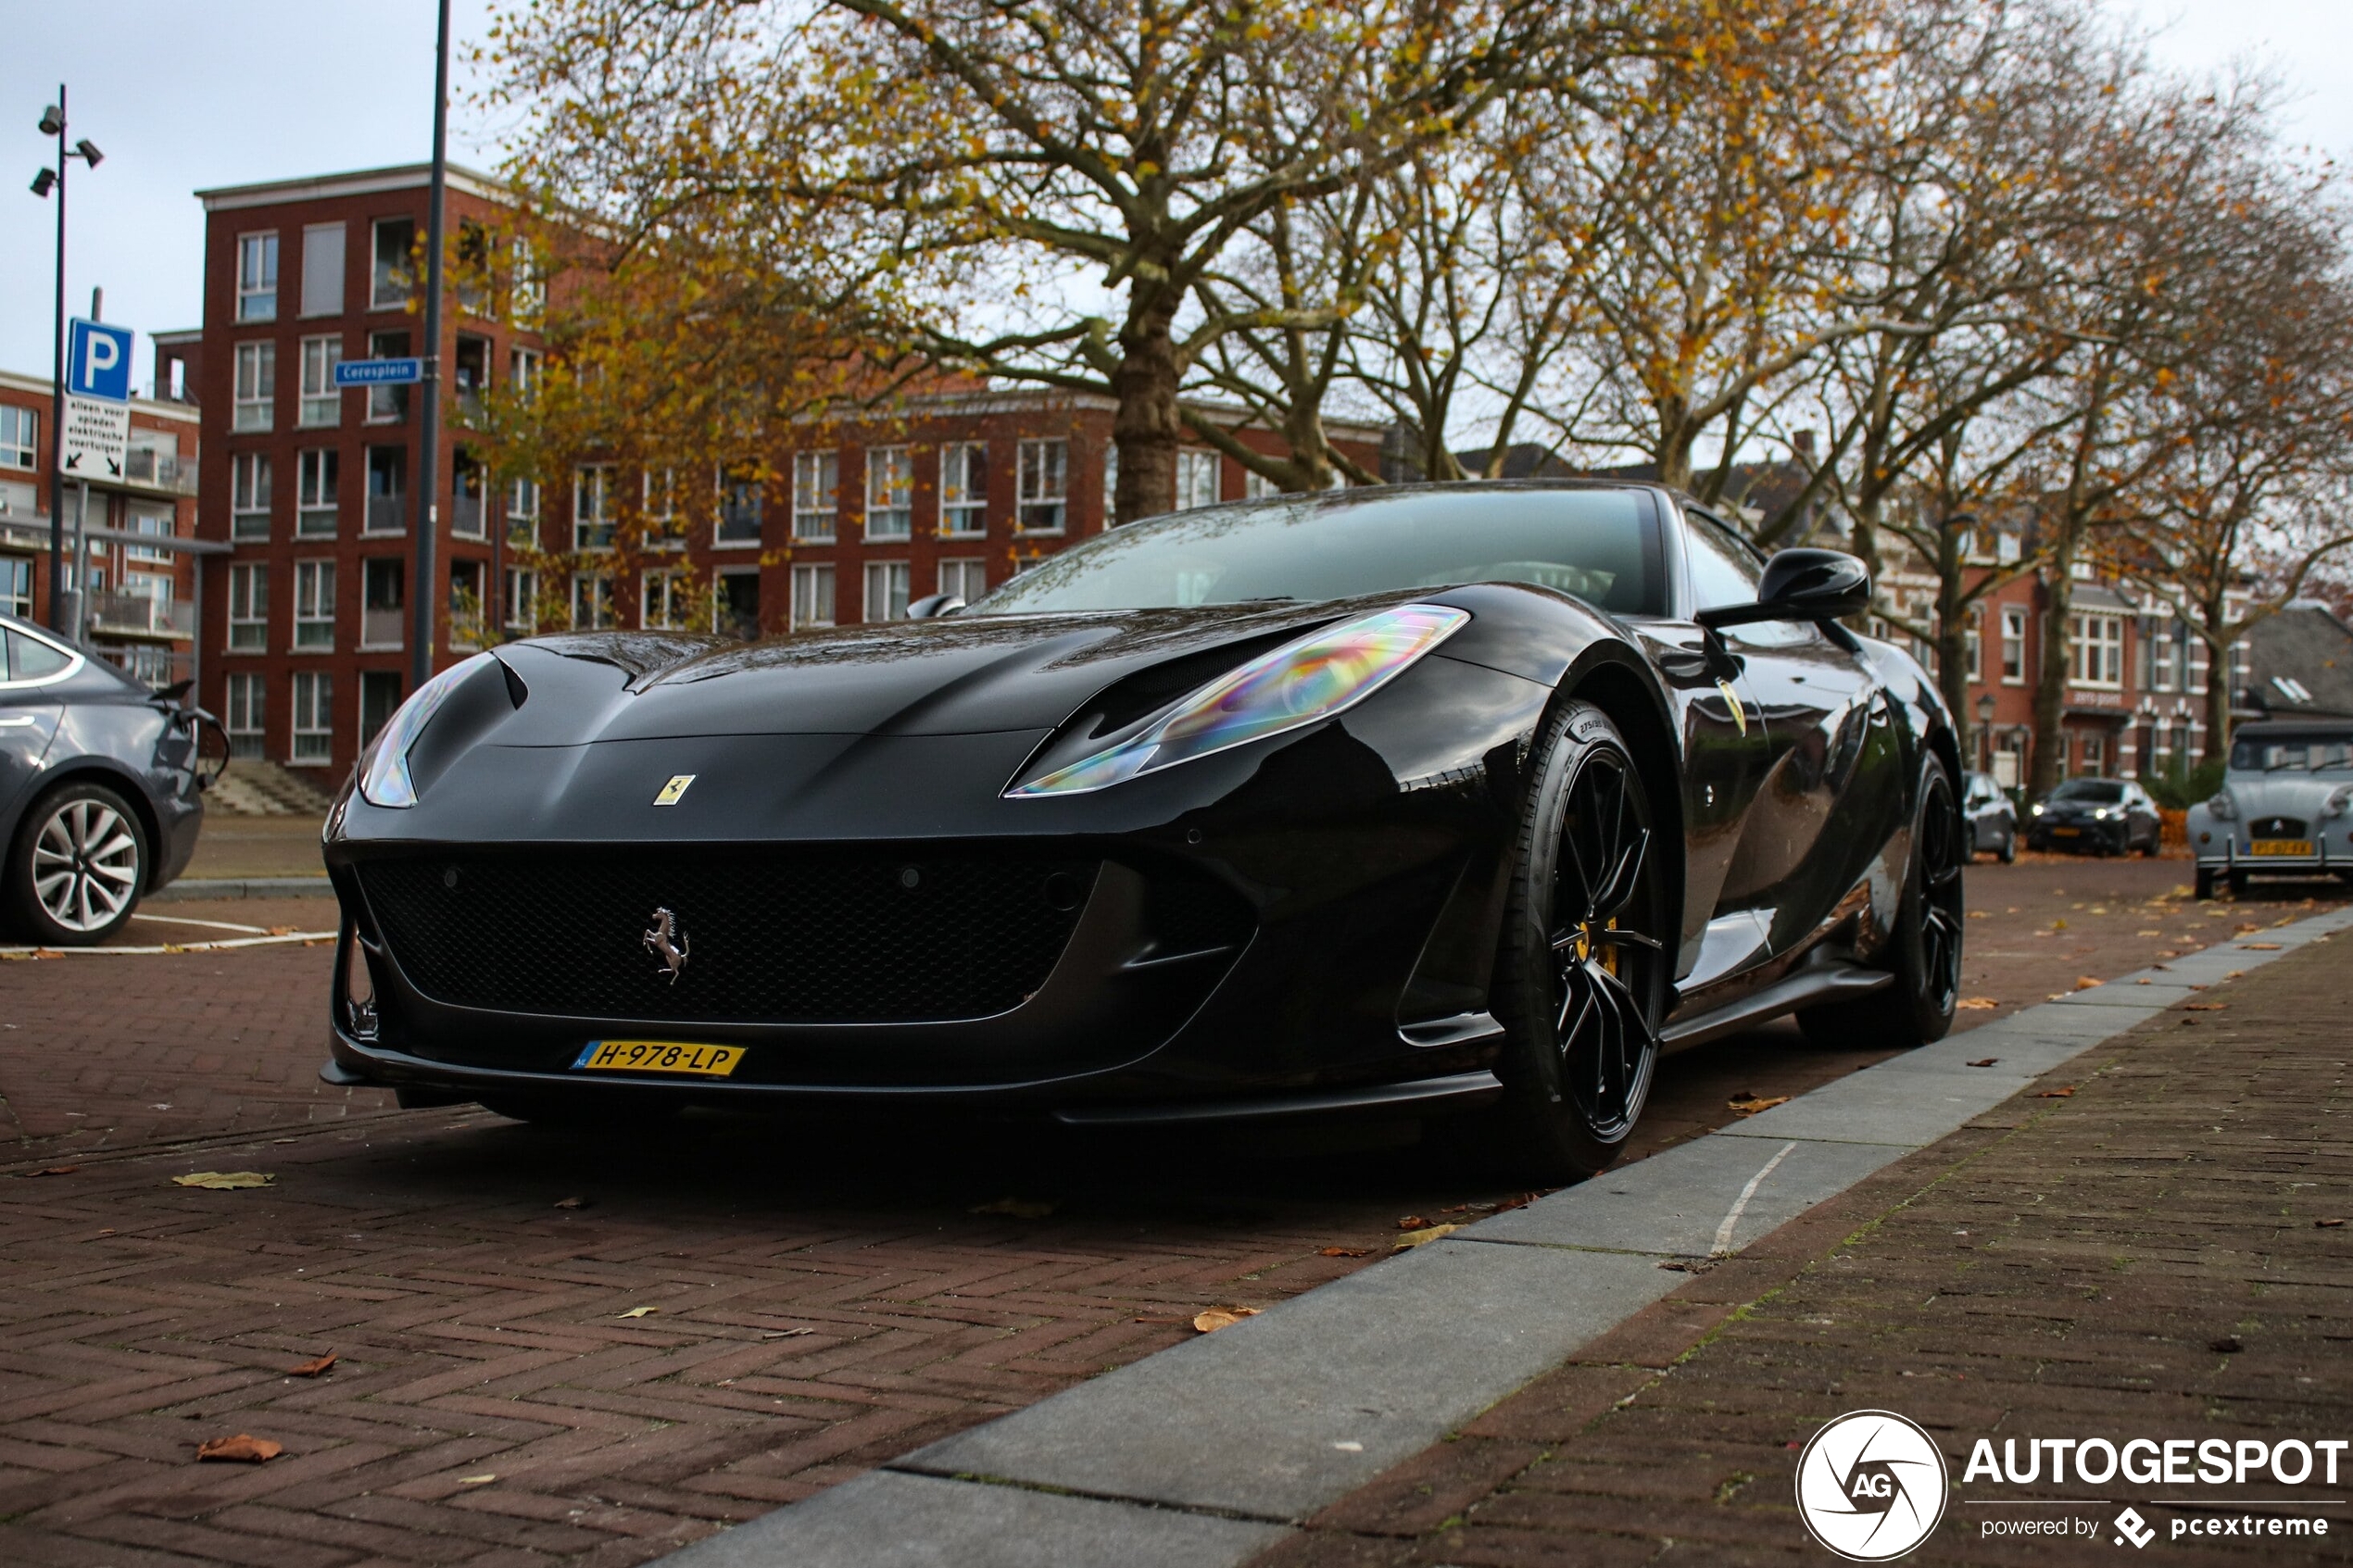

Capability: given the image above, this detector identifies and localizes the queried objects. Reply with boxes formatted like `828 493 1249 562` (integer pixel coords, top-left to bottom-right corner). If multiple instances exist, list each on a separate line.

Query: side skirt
1659 962 1892 1053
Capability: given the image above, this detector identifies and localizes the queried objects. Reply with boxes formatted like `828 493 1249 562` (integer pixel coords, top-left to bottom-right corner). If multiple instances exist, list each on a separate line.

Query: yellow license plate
2251 840 2313 857
2051 826 2081 836
573 1040 745 1076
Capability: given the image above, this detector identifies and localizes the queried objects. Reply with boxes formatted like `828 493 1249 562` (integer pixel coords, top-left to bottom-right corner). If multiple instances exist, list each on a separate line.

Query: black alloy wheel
1798 756 1965 1048
1491 701 1670 1181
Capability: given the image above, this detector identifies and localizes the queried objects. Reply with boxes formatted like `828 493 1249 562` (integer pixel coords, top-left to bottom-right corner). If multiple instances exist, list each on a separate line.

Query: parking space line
1713 1138 1798 1255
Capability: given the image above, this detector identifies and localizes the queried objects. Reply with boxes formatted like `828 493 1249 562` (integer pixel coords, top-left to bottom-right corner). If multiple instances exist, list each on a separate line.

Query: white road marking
126 913 270 935
0 932 335 957
1712 1140 1800 1256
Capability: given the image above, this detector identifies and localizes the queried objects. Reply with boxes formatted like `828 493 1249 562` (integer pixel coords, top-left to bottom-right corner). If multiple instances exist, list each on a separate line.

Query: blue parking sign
68 319 135 403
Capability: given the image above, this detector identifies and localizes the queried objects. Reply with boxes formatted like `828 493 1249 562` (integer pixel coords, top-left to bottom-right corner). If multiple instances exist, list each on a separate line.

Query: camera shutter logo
1794 1410 1949 1561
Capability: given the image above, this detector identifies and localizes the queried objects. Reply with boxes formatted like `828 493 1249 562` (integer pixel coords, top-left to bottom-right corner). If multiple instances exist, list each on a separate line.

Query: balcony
453 486 484 539
365 495 407 535
120 449 199 498
359 608 406 650
86 591 195 642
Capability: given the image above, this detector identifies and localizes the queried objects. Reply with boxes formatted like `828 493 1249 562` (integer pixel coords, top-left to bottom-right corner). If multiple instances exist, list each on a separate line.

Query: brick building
0 367 203 684
182 163 1385 784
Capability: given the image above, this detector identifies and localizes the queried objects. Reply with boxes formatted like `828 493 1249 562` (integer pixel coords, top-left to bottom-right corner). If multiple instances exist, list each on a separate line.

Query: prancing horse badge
652 773 696 807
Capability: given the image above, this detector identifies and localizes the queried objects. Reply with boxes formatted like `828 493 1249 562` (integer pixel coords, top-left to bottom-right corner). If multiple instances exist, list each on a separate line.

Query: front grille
2251 816 2309 839
358 848 1095 1023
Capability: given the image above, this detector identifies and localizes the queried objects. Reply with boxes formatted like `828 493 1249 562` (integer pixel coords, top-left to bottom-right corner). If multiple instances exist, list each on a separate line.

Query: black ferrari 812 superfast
321 482 1964 1178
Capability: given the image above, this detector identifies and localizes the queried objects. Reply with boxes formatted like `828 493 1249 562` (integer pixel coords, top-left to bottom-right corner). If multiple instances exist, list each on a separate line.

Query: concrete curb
657 906 2353 1567
151 876 333 902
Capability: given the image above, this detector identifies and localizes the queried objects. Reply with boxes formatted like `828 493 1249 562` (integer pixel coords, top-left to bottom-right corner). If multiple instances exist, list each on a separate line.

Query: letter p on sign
67 319 134 403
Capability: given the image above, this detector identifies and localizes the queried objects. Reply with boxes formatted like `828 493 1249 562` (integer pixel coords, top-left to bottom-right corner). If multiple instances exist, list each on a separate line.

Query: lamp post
30 87 103 635
1977 690 1997 774
411 0 452 689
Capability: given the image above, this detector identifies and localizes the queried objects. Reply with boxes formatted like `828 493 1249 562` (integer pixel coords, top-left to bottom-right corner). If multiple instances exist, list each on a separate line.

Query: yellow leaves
173 1172 274 1190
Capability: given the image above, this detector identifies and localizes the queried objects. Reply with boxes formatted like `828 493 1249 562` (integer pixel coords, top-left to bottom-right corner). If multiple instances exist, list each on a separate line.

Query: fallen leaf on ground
2316 1218 2345 1229
2137 930 2162 937
2052 918 2069 930
458 1474 497 1486
1395 1214 1429 1230
1957 997 1998 1010
1319 1247 1374 1258
617 1306 660 1319
267 925 298 936
284 1353 336 1377
2181 1002 2228 1011
2241 942 2283 950
1728 1095 1790 1116
2073 975 2102 990
1966 1059 1999 1069
2135 978 2152 985
2236 922 2261 933
1192 1307 1261 1333
552 1196 590 1210
968 1198 1054 1219
761 1327 814 1339
2225 970 2245 979
1967 910 1989 919
2035 1086 2076 1098
1657 1258 1718 1273
20 1165 79 1177
195 1434 283 1463
1394 1223 1460 1249
2210 1336 2244 1354
172 1172 273 1189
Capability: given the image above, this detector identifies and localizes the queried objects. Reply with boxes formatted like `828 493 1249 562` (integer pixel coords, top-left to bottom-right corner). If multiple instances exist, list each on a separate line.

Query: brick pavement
0 863 2339 1567
1252 923 2353 1565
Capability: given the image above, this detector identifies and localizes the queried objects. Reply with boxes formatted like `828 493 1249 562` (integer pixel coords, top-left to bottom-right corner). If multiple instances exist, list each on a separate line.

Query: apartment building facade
185 163 1387 784
0 368 202 684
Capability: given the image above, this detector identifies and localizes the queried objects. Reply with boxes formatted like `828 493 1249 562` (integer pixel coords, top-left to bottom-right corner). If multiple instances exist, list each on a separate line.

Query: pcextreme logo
1795 1410 1950 1561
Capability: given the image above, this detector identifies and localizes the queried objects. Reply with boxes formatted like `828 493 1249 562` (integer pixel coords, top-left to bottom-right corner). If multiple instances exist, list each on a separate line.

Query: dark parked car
320 482 1965 1179
1961 771 2019 862
1 612 211 943
2026 777 2161 856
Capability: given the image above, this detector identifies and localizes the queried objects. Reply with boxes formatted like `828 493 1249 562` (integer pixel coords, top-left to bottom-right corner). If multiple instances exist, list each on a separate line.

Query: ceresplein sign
1795 1411 1951 1561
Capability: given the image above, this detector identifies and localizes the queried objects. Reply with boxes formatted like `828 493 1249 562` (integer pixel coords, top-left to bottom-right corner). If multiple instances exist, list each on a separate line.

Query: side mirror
1696 548 1871 629
906 594 966 621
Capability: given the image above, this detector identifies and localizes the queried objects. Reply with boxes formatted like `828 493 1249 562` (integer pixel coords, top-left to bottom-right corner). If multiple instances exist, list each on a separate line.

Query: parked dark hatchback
2026 777 2161 856
0 612 211 943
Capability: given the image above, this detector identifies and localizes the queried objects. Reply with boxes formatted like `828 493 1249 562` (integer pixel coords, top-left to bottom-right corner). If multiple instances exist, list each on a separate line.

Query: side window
7 630 70 682
1681 508 1761 611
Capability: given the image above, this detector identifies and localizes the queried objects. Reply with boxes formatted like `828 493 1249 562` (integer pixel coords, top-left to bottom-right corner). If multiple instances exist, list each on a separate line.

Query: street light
30 86 101 635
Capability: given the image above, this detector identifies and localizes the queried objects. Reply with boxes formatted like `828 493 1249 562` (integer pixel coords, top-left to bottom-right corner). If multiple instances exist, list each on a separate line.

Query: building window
366 331 410 422
1243 469 1281 500
452 450 486 539
792 452 836 542
0 557 30 618
225 671 265 759
228 564 268 651
2069 612 2122 688
371 218 415 310
454 220 492 316
296 449 339 539
1017 439 1067 533
449 558 486 647
716 568 759 639
790 563 835 631
0 407 35 470
510 234 545 320
359 559 405 650
940 443 987 535
510 346 542 395
2153 626 2179 693
300 221 346 318
233 342 275 432
294 560 336 649
507 475 540 546
574 464 615 550
232 452 272 542
1963 606 1982 682
454 332 491 420
642 467 684 548
291 671 332 764
571 571 614 630
713 464 762 546
2000 606 2026 684
2081 731 2107 777
236 232 279 321
503 567 539 632
297 335 343 427
862 560 910 622
365 447 406 534
1176 448 1220 509
864 446 912 540
939 557 988 603
642 568 686 629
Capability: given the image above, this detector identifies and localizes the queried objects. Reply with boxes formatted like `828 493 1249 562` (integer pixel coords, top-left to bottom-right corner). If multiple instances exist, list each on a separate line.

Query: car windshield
2048 781 2125 804
966 486 1662 616
2231 734 2353 771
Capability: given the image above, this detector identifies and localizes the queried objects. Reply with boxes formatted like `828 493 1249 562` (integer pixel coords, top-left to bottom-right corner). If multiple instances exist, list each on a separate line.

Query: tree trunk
1935 529 1972 759
2201 597 2234 767
2030 566 2072 796
1112 282 1183 525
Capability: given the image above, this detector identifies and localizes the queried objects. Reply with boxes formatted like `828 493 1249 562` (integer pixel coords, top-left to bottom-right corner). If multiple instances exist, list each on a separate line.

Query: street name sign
333 358 424 388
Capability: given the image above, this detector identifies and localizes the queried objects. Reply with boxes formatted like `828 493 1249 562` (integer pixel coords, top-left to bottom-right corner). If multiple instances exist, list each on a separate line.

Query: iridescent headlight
1008 604 1470 797
358 652 497 808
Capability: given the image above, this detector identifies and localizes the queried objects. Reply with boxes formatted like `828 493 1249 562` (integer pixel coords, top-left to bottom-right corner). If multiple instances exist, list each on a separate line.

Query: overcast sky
2 0 2347 393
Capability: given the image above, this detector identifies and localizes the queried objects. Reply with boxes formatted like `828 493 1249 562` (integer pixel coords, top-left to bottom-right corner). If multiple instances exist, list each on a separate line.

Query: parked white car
2187 720 2353 898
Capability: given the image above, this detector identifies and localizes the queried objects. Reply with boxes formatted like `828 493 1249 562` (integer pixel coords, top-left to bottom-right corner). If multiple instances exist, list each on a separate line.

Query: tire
2195 868 2217 900
1796 755 1964 1050
1997 826 2018 864
6 780 149 946
2229 869 2250 899
1488 700 1671 1183
1963 822 1979 862
2139 825 2158 857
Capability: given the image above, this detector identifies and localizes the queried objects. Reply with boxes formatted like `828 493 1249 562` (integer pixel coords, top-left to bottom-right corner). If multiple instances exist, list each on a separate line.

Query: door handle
0 716 39 728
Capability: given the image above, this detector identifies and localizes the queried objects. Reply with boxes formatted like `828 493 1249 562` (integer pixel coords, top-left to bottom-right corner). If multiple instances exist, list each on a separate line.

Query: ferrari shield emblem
652 773 696 807
1715 679 1747 736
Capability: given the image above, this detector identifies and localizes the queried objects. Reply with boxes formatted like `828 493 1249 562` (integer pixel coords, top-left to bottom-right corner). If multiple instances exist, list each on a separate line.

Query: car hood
484 600 1379 746
2211 773 2353 823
